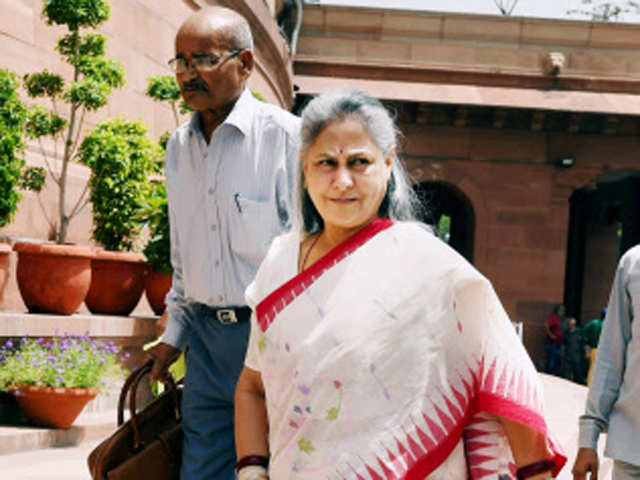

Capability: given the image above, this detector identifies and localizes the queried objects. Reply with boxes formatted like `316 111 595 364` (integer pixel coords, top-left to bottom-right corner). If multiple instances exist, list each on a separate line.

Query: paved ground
0 373 612 480
0 440 99 479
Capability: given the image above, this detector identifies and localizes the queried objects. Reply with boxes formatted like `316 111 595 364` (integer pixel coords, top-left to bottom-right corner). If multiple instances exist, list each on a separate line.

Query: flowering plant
0 334 128 390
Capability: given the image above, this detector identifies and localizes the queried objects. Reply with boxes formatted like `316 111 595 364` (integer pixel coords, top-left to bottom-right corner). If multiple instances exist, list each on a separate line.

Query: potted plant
0 334 127 428
0 68 48 306
12 0 125 314
78 118 161 315
0 69 28 304
138 182 171 315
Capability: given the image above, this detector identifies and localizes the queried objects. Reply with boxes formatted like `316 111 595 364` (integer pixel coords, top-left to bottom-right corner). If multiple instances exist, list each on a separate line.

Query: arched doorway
413 181 475 263
564 172 640 323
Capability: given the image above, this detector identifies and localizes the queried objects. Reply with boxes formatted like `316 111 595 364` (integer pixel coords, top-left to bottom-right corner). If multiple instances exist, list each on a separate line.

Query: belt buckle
216 309 237 324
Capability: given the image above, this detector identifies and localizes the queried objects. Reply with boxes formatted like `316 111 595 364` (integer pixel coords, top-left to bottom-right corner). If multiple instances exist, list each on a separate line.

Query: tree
23 0 125 243
567 0 640 20
493 0 519 15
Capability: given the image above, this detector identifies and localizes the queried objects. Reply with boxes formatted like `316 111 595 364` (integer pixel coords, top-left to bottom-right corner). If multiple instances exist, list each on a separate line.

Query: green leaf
0 68 28 227
23 71 64 98
43 0 110 30
146 75 181 102
79 117 158 251
65 78 110 110
25 105 67 138
20 166 46 192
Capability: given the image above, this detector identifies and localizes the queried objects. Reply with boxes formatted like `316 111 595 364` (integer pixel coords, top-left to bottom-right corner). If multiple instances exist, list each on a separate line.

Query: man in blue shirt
147 7 299 479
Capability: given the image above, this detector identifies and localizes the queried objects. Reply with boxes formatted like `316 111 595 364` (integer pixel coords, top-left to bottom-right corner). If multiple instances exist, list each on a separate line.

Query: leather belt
210 306 251 325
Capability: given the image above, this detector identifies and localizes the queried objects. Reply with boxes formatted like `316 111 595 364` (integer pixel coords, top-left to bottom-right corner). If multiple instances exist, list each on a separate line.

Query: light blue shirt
161 88 300 350
579 244 640 465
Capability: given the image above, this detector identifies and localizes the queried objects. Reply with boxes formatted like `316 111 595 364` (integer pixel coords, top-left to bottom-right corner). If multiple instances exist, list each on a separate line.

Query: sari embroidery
245 222 566 480
257 218 393 332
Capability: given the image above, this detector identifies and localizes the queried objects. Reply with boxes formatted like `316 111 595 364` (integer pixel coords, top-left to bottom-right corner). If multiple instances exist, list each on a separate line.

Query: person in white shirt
147 7 299 479
573 245 640 480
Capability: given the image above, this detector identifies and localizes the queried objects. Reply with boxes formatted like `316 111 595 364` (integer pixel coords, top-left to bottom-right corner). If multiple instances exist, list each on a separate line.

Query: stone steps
0 408 117 455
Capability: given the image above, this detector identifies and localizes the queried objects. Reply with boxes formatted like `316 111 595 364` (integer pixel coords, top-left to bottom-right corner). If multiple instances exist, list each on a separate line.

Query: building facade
293 4 640 367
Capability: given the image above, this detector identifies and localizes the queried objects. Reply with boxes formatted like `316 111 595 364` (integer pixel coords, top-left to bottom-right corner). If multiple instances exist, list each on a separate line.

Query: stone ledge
0 312 158 338
0 409 117 455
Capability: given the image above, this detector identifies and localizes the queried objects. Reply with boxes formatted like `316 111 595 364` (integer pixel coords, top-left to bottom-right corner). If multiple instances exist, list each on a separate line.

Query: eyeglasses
168 49 242 74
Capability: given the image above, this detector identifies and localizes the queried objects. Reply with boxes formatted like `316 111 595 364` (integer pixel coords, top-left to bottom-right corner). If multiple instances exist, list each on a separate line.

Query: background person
583 308 606 385
573 245 640 480
234 89 566 480
545 304 565 376
563 317 586 384
146 7 300 479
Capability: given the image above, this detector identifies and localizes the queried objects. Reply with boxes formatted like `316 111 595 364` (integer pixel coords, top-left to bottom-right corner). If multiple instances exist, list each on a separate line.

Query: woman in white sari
234 89 566 480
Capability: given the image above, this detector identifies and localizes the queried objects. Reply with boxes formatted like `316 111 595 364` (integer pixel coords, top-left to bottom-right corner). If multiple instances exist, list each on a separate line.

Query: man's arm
573 255 632 480
148 138 192 380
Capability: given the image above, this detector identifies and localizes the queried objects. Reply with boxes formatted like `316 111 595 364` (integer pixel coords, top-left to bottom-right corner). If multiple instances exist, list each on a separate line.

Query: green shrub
139 182 171 274
79 118 161 251
0 69 27 227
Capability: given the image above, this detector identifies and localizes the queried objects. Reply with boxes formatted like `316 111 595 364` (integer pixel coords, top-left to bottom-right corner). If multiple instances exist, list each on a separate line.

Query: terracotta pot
0 243 11 305
13 242 94 315
85 251 149 316
9 385 98 429
145 270 172 316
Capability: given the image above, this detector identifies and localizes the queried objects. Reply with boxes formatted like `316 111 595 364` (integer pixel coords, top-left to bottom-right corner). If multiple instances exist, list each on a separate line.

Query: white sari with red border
244 219 566 480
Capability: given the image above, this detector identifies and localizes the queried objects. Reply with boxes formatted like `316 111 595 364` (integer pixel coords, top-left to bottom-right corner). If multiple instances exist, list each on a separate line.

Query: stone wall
0 0 295 313
400 123 640 368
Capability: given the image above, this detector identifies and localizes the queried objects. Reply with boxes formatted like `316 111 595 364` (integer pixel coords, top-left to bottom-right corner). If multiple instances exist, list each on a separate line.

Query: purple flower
6 340 13 349
99 357 106 365
56 376 64 383
15 355 22 361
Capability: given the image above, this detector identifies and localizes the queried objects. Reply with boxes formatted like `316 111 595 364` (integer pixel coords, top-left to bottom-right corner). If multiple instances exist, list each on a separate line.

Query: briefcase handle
117 360 181 451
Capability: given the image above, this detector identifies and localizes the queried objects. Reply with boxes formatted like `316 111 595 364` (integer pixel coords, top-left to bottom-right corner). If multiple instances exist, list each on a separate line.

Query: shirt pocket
229 194 281 268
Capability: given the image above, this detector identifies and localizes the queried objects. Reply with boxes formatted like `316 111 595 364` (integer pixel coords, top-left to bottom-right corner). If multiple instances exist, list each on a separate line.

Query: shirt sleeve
161 138 192 351
579 254 633 449
275 120 301 229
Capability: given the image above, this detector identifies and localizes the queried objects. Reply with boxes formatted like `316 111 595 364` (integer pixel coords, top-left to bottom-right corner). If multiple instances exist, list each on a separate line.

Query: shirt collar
188 88 255 138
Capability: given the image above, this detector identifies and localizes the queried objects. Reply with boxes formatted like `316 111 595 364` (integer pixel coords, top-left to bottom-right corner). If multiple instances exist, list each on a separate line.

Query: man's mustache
182 80 208 91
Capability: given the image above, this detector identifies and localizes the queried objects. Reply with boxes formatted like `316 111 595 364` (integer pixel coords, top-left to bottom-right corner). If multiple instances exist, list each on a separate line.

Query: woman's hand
237 466 269 480
499 416 553 480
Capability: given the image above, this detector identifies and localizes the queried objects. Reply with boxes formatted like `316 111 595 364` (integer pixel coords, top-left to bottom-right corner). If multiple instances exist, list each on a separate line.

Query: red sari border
256 218 394 332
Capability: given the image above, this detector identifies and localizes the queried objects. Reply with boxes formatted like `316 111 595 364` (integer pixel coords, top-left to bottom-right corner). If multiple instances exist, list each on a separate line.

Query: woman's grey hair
296 88 421 234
